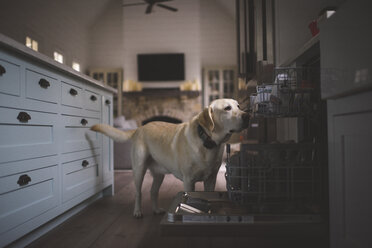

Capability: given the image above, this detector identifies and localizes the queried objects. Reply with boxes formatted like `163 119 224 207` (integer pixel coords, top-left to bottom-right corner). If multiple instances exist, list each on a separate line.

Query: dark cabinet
236 0 274 83
320 1 372 247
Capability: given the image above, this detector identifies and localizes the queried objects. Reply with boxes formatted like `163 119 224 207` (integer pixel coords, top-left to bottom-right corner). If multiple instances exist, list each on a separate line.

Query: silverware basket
251 67 320 117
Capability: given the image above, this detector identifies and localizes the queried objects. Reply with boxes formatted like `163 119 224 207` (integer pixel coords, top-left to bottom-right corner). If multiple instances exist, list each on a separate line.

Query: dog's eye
224 106 232 111
237 105 241 109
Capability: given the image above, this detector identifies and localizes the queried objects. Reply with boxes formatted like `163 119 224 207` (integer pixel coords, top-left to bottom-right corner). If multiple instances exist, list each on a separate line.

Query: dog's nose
242 112 250 128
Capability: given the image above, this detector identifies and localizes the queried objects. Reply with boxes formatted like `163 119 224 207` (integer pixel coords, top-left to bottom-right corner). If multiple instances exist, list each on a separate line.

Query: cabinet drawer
62 115 100 128
84 90 101 112
0 165 59 234
62 115 100 153
61 82 83 109
0 107 58 163
26 69 59 104
63 155 101 202
0 57 21 97
61 148 100 164
0 155 58 178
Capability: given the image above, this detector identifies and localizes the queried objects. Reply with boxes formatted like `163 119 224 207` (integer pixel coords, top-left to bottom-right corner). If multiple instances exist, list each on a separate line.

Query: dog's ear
198 106 214 132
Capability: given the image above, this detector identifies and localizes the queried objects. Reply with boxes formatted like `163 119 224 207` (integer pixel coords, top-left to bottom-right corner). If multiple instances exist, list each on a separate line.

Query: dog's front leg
183 179 195 192
203 174 217 191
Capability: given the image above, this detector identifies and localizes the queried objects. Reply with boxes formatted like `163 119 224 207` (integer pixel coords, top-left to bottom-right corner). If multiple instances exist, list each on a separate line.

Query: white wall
122 0 236 88
0 0 111 73
88 0 124 68
0 0 237 83
122 0 201 88
200 0 236 67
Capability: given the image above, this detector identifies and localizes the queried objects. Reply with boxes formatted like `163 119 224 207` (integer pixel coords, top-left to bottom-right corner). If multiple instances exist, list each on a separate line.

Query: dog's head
199 99 250 136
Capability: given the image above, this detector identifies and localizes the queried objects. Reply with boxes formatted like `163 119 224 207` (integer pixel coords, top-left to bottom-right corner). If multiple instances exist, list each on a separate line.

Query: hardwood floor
27 169 327 248
26 170 222 248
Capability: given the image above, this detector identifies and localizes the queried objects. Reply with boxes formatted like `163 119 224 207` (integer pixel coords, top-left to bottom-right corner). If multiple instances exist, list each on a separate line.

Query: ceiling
122 0 235 18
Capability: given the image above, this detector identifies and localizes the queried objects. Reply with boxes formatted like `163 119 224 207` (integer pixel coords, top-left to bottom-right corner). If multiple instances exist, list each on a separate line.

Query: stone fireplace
121 89 202 126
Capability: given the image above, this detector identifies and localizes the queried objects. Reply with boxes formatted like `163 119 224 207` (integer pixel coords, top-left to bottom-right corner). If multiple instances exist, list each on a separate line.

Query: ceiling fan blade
146 0 173 3
122 2 147 7
145 3 154 14
157 3 178 12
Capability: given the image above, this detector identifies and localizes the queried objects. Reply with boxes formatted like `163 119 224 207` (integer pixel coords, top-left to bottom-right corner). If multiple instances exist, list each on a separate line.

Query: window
25 36 38 51
53 51 64 64
72 61 80 72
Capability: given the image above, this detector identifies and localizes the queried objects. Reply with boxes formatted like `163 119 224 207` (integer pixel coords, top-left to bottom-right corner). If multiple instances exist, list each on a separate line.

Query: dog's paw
133 210 143 219
153 208 166 215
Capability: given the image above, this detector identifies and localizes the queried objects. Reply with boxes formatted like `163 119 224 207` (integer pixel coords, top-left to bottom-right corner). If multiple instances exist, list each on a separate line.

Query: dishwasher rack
225 143 322 211
250 67 320 117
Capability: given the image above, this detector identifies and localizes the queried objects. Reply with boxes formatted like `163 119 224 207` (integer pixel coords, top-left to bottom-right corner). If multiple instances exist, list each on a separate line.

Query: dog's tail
91 124 135 142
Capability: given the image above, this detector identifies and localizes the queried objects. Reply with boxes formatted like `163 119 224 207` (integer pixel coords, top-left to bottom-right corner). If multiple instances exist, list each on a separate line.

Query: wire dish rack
225 143 322 212
250 67 320 117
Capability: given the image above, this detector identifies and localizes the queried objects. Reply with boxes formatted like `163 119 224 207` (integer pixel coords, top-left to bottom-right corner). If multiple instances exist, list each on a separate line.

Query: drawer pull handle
81 118 88 126
0 65 5 76
17 112 31 123
69 88 78 96
82 160 89 167
105 99 111 105
17 174 31 186
90 95 97 101
39 78 50 89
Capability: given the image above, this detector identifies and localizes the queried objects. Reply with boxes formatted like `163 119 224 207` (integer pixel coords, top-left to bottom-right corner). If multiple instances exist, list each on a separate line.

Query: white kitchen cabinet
203 66 237 107
0 34 116 247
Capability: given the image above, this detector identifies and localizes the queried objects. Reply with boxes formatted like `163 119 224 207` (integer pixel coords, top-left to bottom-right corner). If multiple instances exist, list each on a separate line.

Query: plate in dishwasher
166 192 322 224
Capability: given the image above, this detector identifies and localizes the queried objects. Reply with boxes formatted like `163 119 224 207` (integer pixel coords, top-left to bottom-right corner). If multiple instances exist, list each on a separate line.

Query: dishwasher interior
165 66 328 226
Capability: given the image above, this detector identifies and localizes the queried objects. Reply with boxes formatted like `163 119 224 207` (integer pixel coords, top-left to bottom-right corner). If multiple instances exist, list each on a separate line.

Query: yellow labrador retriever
91 98 249 218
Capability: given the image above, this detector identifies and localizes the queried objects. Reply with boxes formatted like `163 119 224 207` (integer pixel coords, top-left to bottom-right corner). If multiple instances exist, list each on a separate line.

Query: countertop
0 33 117 94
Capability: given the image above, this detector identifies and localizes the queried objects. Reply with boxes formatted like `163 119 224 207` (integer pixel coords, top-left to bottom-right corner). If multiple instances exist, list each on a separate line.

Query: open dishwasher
165 142 323 225
161 67 327 238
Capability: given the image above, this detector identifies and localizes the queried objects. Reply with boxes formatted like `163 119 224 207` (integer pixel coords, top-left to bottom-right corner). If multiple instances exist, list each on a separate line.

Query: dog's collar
197 124 217 149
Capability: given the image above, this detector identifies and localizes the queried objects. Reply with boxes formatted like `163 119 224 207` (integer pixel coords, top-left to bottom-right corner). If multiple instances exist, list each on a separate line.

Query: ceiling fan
123 0 178 14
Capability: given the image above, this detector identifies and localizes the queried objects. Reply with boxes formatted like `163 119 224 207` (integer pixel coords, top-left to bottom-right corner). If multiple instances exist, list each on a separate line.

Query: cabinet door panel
328 95 372 248
0 165 59 234
84 90 101 112
63 158 100 202
25 69 59 104
102 96 113 183
0 56 21 97
0 107 58 163
61 82 83 109
61 116 101 153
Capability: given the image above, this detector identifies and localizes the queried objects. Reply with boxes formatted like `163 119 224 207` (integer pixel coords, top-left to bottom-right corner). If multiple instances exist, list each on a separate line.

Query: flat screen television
137 53 185 81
